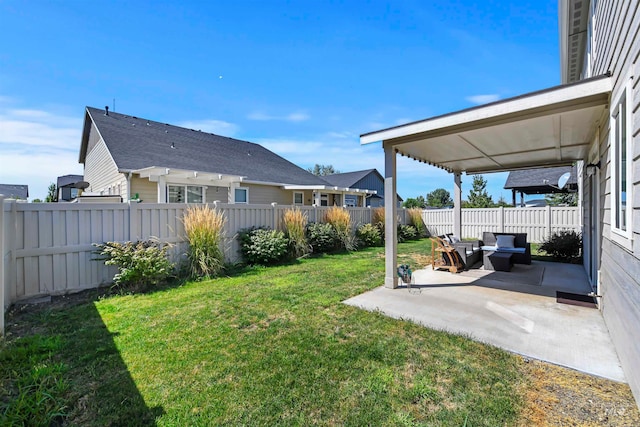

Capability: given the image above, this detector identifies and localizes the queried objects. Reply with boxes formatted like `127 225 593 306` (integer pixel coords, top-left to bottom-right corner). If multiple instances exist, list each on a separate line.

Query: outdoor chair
430 236 464 273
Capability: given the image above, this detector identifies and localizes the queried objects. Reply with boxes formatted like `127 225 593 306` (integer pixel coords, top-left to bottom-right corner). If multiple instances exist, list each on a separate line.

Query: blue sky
0 0 559 201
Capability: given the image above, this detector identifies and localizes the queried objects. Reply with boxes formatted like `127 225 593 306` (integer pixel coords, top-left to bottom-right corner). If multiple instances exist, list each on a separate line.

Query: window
235 187 248 204
344 195 357 207
168 185 204 203
611 87 631 238
293 192 304 205
320 193 328 207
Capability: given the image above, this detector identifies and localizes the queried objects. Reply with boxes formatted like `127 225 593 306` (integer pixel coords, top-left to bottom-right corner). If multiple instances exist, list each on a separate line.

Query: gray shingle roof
322 169 378 188
504 166 578 194
0 184 29 199
83 107 328 186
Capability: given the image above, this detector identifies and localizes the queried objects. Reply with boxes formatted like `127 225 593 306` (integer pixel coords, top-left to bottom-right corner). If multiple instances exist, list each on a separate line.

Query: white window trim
609 75 633 249
234 187 249 204
167 184 206 204
293 191 304 205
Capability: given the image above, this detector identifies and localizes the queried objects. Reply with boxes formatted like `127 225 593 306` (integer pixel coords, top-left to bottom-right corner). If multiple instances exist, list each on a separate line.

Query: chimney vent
105 106 109 116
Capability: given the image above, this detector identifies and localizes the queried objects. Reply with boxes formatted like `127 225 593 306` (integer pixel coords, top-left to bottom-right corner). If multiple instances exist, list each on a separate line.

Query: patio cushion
481 245 526 254
496 234 515 248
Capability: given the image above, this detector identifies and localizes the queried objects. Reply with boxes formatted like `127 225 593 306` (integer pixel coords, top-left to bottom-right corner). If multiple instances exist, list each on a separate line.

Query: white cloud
0 103 83 200
247 111 310 122
177 119 239 136
466 94 501 105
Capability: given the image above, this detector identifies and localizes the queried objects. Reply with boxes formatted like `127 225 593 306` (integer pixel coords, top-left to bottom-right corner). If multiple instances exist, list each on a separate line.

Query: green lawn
2 239 526 426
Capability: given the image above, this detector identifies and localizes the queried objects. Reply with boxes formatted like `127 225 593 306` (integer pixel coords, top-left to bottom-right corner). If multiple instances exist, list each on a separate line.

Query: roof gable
322 169 379 188
80 107 328 186
504 166 578 194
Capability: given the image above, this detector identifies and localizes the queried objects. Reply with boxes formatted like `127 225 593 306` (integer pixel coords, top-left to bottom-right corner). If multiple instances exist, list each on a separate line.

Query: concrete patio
344 261 626 383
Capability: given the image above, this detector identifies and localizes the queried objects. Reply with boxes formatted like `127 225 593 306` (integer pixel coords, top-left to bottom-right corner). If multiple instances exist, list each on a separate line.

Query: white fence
0 199 578 334
421 206 580 243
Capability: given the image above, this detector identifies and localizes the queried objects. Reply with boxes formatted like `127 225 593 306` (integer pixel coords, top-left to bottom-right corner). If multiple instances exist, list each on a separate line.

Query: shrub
540 230 582 261
282 207 310 258
324 206 357 251
182 205 226 278
239 227 289 265
94 240 173 290
407 207 425 237
356 223 382 247
397 224 418 242
306 222 339 253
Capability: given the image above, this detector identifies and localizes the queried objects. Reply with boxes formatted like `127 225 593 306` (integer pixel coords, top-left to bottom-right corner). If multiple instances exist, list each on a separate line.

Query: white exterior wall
84 137 127 198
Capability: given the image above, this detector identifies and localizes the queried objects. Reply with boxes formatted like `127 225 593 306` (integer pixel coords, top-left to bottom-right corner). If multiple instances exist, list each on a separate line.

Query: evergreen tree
466 175 493 208
307 164 340 176
545 192 578 206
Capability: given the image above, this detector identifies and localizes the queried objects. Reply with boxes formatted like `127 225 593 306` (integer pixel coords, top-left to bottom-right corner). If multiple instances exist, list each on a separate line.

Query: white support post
157 176 167 203
384 143 398 288
0 196 5 336
454 172 462 238
313 191 321 207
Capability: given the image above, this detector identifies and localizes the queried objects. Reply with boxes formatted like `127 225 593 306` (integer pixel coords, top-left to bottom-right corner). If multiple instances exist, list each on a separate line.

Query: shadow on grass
3 294 164 425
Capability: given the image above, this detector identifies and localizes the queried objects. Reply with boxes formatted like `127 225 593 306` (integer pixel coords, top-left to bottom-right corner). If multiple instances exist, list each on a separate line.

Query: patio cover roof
360 74 612 174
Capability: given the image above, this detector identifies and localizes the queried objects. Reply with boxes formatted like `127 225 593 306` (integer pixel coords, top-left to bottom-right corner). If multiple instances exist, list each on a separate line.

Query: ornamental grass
324 206 356 251
182 204 226 278
282 207 311 258
407 207 426 237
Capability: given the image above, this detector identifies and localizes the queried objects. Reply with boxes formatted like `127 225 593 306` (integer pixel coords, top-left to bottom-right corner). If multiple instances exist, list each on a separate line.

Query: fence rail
1 199 578 334
421 206 580 243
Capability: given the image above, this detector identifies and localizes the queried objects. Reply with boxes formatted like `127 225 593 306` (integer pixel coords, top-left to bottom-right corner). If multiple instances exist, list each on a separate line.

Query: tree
403 196 426 209
45 183 57 202
31 198 42 203
426 188 453 208
494 196 511 207
545 192 578 206
466 175 493 208
307 164 340 176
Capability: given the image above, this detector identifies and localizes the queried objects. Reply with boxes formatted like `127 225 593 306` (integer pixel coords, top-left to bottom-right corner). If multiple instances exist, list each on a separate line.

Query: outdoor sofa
480 232 531 265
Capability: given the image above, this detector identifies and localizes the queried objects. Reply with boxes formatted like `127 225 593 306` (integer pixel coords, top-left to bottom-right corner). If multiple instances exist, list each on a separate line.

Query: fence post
0 196 5 336
499 206 505 232
129 201 138 241
546 205 552 238
271 203 278 230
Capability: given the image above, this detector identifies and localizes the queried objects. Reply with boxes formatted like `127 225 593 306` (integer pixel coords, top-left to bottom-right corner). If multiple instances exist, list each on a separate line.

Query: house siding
130 177 157 202
84 137 127 198
589 0 640 405
206 186 228 203
243 183 291 205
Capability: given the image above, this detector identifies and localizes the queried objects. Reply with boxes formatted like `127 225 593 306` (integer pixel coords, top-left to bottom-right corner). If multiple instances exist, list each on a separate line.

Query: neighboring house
322 169 402 207
360 0 640 406
56 175 84 202
0 184 28 200
78 107 375 206
504 166 577 206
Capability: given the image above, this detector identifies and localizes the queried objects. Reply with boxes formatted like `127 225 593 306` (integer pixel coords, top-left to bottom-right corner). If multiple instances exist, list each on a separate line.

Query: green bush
397 224 418 242
356 223 382 247
306 222 339 253
182 205 226 278
540 230 582 261
239 227 290 265
94 240 173 290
